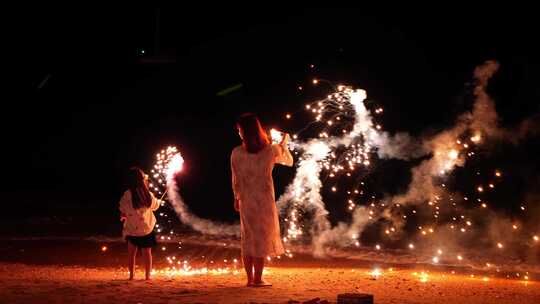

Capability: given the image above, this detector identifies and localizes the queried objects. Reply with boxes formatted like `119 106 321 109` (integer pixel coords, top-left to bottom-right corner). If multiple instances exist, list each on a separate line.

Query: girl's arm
119 191 129 221
150 193 160 211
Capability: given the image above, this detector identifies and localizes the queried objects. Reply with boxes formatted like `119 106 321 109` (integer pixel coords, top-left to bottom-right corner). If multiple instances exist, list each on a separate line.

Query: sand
0 239 538 303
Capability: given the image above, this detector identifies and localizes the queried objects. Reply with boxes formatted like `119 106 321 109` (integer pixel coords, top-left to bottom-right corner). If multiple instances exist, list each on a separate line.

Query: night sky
7 7 540 230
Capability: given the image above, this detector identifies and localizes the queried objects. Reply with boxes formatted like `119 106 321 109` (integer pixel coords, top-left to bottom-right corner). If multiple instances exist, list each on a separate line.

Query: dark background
5 7 540 233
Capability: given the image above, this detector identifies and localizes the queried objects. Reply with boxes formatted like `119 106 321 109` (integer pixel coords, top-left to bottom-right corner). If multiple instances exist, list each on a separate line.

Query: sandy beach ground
1 238 539 303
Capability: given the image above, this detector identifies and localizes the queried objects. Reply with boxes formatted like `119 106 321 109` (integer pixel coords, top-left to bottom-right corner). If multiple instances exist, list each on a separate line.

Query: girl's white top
119 190 160 238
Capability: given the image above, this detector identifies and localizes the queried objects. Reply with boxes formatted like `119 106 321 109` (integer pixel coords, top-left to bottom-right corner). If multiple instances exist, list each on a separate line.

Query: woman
118 167 160 280
230 113 293 287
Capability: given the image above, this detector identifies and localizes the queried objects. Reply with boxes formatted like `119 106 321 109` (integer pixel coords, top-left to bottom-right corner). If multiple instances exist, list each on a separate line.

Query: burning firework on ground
275 61 539 276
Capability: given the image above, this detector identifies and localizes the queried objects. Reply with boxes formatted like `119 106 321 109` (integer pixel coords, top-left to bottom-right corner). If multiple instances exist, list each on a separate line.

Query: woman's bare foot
252 280 272 287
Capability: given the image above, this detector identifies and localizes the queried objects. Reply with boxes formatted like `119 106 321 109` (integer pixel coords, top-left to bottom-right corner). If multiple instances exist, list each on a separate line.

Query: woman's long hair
237 113 270 153
126 167 152 209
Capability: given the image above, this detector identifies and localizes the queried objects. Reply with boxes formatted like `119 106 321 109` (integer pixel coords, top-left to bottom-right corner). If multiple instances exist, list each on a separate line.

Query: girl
119 167 160 280
231 113 293 287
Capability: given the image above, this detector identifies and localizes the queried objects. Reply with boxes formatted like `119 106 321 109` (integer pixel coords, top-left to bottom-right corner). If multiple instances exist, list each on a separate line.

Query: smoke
368 60 540 269
276 60 528 257
277 89 377 252
374 132 427 160
503 111 540 146
388 61 500 206
470 60 503 139
312 207 371 257
277 139 331 244
166 176 240 237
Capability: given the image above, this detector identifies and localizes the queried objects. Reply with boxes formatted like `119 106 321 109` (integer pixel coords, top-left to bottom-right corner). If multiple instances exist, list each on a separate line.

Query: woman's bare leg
253 257 265 284
242 255 254 285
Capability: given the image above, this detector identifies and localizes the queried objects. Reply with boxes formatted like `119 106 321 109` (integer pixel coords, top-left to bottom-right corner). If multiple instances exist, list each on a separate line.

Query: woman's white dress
231 143 293 258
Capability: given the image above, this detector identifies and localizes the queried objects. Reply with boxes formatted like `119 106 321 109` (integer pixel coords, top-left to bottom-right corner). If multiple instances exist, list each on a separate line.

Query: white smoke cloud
312 207 371 257
389 60 500 206
374 132 427 160
167 176 240 237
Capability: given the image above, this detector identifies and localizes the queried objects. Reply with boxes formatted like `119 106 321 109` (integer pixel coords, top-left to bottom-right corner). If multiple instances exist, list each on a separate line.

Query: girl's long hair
126 167 152 209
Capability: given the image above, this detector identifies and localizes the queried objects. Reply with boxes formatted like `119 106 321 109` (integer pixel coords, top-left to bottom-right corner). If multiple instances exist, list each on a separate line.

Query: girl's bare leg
127 242 137 280
142 248 152 280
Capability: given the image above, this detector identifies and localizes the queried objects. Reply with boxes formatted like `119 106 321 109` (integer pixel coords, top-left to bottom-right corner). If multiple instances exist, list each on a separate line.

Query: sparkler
270 128 284 144
146 146 243 277
149 146 241 237
149 146 183 199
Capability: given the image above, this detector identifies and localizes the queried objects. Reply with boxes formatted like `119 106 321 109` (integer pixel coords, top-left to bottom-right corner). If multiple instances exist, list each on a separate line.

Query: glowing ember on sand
369 268 382 279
